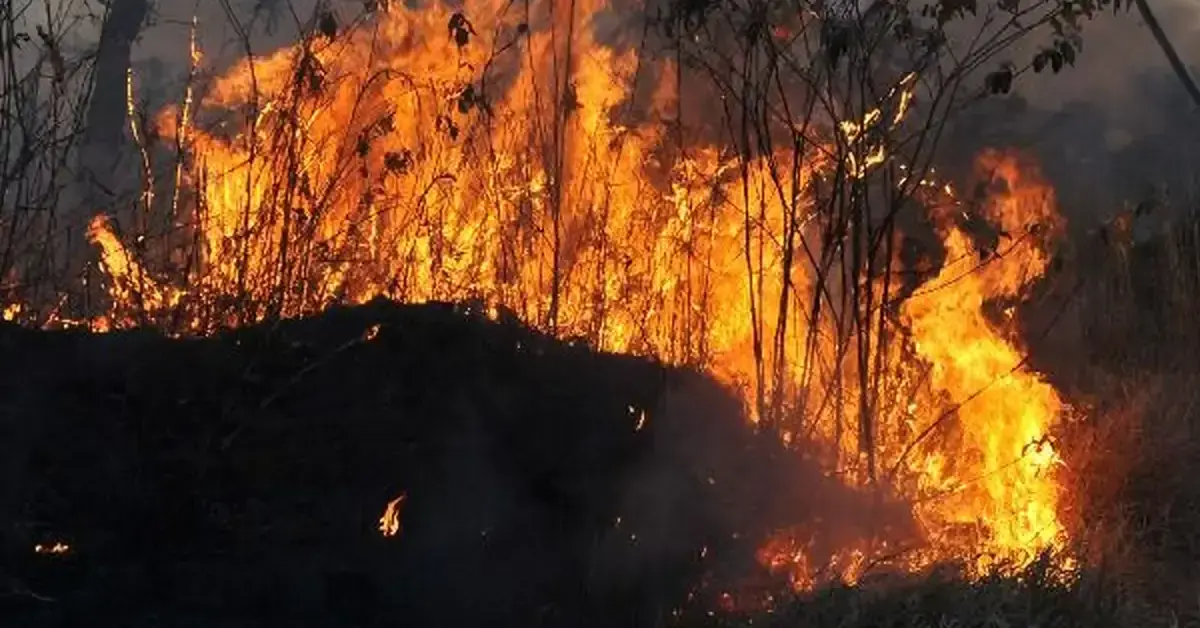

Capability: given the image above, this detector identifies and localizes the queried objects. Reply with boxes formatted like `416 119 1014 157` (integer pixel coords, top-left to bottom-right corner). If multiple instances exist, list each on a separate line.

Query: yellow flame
900 149 1067 573
379 494 406 537
34 542 70 555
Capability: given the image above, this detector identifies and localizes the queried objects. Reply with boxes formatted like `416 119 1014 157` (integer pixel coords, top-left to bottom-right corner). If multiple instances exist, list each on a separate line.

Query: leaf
318 10 338 40
1050 50 1063 73
562 82 580 113
448 12 476 48
378 112 395 134
1033 52 1047 73
985 67 1014 94
383 149 413 175
437 115 460 141
457 84 476 113
1049 16 1063 36
822 22 849 68
1059 40 1076 65
935 0 978 24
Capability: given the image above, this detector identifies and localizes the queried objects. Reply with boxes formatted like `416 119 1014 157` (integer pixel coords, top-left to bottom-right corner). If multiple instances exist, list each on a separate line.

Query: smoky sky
118 0 1197 106
38 0 1200 219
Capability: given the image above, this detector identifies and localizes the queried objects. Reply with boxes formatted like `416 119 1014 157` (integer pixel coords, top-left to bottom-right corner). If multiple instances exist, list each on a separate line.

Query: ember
33 542 70 555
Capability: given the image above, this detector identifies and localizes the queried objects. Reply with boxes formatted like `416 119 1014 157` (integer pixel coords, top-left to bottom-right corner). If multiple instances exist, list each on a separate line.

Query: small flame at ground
379 494 406 538
34 542 70 555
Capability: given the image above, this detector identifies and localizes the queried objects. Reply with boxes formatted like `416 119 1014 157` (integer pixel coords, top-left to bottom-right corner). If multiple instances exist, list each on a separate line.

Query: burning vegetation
77 0 1078 587
2 0 1198 624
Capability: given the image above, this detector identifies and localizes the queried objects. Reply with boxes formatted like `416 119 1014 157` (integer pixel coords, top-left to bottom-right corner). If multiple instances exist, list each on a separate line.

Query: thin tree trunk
80 0 149 189
1134 0 1200 109
69 0 149 314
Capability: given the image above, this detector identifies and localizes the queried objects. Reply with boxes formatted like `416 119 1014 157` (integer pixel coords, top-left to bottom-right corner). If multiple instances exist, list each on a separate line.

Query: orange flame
900 150 1067 574
34 542 70 555
379 494 406 538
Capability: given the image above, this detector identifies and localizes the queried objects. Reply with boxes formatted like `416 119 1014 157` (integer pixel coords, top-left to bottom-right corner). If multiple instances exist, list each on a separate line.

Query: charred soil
0 298 833 627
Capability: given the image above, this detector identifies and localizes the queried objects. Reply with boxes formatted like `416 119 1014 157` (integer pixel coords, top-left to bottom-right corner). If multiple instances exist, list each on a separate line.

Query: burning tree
3 0 1114 591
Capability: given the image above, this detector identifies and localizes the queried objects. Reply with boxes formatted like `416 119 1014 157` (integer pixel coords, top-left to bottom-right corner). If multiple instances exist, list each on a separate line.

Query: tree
1131 0 1200 110
68 0 151 310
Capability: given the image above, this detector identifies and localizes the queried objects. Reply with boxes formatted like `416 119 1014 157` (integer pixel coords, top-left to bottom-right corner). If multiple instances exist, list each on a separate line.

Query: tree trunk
67 0 150 315
1134 0 1200 110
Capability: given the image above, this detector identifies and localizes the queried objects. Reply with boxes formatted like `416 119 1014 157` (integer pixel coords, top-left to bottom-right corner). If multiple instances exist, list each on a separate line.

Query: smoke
106 0 1200 223
588 371 921 603
25 0 1194 134
1017 1 1200 116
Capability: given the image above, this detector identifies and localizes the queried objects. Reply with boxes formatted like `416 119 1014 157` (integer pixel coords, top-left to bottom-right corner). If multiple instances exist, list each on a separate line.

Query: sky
1018 0 1200 114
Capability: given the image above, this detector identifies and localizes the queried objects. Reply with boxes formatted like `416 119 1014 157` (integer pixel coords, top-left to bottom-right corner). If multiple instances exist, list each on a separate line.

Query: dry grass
1049 216 1200 623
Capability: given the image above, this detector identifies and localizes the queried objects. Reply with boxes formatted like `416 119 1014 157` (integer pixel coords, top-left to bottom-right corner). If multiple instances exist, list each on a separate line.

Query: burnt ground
0 298 878 628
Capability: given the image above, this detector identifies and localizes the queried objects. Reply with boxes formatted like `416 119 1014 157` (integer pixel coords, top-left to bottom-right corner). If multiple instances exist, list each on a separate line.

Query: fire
68 0 1073 592
379 494 406 538
900 150 1068 574
34 542 70 555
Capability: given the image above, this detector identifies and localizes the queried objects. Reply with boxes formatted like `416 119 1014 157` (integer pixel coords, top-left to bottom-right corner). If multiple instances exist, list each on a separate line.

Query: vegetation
2 0 1200 626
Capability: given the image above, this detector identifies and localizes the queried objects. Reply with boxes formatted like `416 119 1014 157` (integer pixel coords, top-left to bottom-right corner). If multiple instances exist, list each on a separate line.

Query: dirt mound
0 298 877 627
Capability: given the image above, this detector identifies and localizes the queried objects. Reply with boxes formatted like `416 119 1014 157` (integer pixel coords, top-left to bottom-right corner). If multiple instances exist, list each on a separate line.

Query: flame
379 493 406 537
34 542 70 555
74 0 1076 591
2 302 20 322
900 150 1067 574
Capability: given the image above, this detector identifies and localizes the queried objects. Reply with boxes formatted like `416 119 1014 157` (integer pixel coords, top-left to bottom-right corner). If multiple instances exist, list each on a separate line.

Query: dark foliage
0 298 830 627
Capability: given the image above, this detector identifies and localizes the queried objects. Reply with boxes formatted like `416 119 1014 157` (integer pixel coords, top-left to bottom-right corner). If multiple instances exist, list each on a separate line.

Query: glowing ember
34 542 70 555
379 494 406 537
